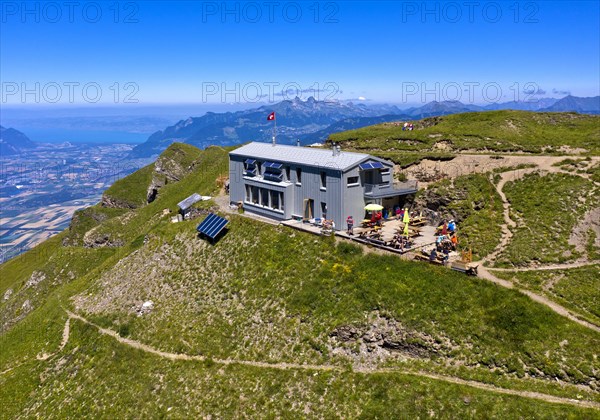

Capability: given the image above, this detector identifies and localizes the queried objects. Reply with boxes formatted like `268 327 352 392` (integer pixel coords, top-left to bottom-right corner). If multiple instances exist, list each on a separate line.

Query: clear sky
1 1 599 106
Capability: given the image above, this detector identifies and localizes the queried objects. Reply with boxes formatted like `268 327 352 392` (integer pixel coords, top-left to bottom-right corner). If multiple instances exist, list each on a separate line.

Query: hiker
395 206 401 220
441 222 447 235
429 248 437 262
346 215 354 235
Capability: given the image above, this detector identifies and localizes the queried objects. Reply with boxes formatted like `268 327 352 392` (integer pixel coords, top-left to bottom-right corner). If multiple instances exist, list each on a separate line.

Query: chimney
272 136 276 147
332 142 337 156
336 145 341 155
296 139 300 147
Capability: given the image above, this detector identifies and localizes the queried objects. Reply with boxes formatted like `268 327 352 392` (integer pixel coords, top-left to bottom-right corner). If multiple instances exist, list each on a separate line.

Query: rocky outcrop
83 231 124 248
25 271 46 289
101 195 138 209
329 312 456 364
146 146 197 203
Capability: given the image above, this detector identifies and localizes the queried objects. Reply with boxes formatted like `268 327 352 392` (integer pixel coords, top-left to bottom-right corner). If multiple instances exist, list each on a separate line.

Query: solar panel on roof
264 161 283 169
244 158 256 165
196 213 229 240
359 161 385 170
263 172 283 182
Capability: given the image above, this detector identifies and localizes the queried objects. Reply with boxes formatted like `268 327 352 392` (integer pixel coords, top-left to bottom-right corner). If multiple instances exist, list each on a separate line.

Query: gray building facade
229 142 417 230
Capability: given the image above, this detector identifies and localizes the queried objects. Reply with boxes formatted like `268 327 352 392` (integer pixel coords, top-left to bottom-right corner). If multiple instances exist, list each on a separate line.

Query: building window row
245 185 284 211
243 159 308 185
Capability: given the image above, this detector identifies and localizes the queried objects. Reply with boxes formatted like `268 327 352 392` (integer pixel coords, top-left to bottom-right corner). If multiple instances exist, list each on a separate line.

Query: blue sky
1 1 599 106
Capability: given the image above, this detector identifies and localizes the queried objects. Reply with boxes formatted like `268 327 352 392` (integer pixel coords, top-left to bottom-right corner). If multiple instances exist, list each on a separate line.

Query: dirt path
481 168 538 265
36 317 71 361
476 267 600 332
63 310 599 410
488 262 599 272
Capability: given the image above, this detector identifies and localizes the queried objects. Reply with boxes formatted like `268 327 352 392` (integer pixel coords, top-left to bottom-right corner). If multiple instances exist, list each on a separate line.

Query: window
271 190 279 210
380 169 390 175
296 168 302 184
262 161 283 182
260 188 269 207
264 171 283 182
320 171 327 189
347 176 359 186
250 186 259 204
244 159 257 177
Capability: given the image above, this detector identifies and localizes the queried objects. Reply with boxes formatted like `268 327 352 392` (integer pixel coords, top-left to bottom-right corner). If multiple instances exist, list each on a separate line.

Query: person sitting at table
451 234 458 250
448 220 456 233
429 248 438 262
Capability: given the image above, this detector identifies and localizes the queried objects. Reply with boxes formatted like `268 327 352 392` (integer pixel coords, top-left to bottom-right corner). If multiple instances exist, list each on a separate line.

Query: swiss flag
267 112 275 121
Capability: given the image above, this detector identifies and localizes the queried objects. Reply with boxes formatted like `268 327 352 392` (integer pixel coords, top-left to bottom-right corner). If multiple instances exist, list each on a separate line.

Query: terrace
363 180 419 198
281 215 437 255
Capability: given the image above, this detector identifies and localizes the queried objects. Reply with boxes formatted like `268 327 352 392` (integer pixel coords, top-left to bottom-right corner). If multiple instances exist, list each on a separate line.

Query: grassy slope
9 319 600 419
497 172 599 267
1 144 599 416
329 111 600 164
495 265 600 326
4 319 596 419
102 163 155 208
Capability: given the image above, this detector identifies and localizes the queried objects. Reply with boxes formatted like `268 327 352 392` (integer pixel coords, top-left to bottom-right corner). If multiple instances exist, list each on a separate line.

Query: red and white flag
267 112 275 121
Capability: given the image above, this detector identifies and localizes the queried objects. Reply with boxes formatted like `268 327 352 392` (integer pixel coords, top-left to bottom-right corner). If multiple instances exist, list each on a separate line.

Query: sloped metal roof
177 193 202 210
230 142 386 171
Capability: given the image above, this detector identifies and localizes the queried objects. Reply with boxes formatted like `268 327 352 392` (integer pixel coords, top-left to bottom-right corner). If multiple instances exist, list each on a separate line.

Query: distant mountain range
0 126 37 156
483 97 559 111
541 95 600 113
130 95 600 157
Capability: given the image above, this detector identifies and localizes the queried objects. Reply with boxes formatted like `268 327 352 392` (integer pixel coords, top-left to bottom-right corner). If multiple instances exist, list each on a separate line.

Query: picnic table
410 215 427 226
358 229 382 240
395 227 421 238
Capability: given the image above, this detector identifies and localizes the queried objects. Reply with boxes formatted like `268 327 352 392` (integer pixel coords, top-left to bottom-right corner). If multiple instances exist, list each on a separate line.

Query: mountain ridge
130 96 600 158
0 125 37 156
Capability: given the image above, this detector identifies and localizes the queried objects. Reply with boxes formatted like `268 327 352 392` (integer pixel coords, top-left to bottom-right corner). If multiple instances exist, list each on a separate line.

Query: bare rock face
3 288 13 302
329 312 457 364
146 150 195 204
101 195 138 209
83 233 124 248
25 271 46 289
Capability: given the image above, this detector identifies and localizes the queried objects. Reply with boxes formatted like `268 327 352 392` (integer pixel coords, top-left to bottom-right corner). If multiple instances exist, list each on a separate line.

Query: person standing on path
346 215 354 235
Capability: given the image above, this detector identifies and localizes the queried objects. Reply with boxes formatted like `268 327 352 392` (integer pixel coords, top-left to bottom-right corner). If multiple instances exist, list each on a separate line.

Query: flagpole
273 114 276 146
